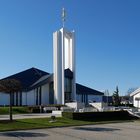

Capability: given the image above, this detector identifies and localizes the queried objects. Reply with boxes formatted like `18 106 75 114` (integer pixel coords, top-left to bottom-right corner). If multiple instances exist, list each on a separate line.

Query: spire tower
53 8 76 104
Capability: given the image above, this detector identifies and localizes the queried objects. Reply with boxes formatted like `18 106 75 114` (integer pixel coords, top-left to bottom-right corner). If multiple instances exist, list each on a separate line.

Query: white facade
42 84 50 105
53 28 76 104
130 88 140 108
0 83 50 106
0 83 104 106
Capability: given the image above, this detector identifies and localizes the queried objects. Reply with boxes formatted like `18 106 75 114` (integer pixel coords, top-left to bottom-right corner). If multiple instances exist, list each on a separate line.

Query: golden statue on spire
62 8 66 27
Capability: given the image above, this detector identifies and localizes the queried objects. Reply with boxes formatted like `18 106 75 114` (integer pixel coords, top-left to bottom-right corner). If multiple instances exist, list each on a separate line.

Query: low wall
89 102 107 111
65 102 85 110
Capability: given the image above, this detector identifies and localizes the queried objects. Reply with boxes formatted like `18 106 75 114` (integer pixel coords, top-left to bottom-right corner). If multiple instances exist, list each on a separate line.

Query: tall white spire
53 8 76 104
62 8 66 28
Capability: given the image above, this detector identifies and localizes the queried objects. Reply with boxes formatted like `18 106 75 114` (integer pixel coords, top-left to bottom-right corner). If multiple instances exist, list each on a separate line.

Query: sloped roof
130 88 140 97
0 68 103 96
30 68 73 89
76 83 104 95
1 67 49 91
31 74 53 89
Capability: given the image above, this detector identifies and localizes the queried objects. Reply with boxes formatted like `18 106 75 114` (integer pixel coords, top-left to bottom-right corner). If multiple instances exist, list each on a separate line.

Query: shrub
62 112 73 119
62 111 138 121
0 106 30 114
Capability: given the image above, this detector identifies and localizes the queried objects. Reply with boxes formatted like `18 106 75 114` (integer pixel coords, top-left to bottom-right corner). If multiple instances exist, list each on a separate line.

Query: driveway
0 121 140 140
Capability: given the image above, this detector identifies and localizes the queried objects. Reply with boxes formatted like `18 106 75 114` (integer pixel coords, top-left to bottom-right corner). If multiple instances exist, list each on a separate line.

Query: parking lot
0 121 140 140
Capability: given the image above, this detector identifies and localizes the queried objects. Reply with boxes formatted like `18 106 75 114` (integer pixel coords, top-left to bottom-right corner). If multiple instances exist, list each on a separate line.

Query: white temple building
0 9 104 106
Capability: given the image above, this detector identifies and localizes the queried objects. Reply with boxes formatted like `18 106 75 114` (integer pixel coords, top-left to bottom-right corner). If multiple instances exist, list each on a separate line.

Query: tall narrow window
49 82 54 104
65 77 72 102
36 88 39 105
20 92 22 106
16 92 18 106
39 86 42 105
11 93 14 106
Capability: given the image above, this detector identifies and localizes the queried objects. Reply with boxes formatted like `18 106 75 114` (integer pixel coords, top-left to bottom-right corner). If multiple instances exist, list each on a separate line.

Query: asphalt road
0 121 140 140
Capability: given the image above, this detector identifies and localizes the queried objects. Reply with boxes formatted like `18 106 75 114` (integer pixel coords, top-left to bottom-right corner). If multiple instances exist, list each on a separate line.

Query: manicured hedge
0 105 66 114
0 107 30 115
62 111 138 121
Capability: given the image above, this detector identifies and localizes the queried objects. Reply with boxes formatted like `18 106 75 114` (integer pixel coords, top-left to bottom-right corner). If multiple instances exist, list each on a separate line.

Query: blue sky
0 0 140 95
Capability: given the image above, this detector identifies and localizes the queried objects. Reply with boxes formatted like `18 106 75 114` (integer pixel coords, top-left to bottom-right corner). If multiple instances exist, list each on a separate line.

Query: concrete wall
89 102 107 111
22 92 27 105
53 28 76 105
65 102 85 110
0 83 50 106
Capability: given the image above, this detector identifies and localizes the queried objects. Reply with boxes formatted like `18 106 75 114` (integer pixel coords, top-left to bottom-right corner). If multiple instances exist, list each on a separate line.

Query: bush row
0 107 30 115
0 105 65 114
62 111 138 121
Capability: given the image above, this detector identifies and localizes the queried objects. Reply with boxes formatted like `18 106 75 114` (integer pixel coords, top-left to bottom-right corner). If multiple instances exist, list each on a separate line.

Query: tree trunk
9 92 13 121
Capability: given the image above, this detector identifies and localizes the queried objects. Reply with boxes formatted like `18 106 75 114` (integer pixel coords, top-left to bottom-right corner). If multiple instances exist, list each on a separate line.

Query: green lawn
0 117 136 132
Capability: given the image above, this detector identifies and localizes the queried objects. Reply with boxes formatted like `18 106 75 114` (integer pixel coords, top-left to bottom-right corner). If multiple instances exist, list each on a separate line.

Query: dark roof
31 69 73 89
76 83 104 95
1 67 49 91
1 68 103 96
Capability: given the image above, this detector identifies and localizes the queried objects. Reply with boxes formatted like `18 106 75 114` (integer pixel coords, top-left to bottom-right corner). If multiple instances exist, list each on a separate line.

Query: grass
0 117 136 132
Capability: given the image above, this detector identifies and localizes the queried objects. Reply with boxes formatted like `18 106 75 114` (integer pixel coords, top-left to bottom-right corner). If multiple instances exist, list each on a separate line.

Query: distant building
102 96 113 105
119 96 132 105
130 88 140 108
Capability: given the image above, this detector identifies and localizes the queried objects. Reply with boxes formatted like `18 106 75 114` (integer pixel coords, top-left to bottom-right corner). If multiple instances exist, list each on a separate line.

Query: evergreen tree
112 86 120 106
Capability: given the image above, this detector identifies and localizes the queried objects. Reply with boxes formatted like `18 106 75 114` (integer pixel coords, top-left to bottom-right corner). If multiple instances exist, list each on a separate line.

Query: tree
126 87 138 96
112 86 120 106
0 79 21 121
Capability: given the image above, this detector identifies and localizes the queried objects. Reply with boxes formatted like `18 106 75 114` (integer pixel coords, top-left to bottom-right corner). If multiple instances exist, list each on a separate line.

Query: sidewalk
0 113 61 120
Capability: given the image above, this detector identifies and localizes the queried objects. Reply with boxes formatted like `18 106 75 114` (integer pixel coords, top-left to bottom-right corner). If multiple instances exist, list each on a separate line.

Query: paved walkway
0 113 61 120
0 121 140 140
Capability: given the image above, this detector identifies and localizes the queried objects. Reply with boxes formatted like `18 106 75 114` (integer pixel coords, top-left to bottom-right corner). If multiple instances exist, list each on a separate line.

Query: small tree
112 86 120 106
126 87 138 96
0 79 21 121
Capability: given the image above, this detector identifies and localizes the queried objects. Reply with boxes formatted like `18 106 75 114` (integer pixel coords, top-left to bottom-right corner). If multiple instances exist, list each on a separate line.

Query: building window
16 92 18 106
65 78 72 93
39 86 42 105
49 82 54 104
36 88 39 105
65 78 72 102
19 92 22 106
11 93 14 106
84 94 87 104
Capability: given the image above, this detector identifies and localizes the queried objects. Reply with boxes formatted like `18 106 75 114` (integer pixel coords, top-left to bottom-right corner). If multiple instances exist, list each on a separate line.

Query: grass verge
0 117 136 132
